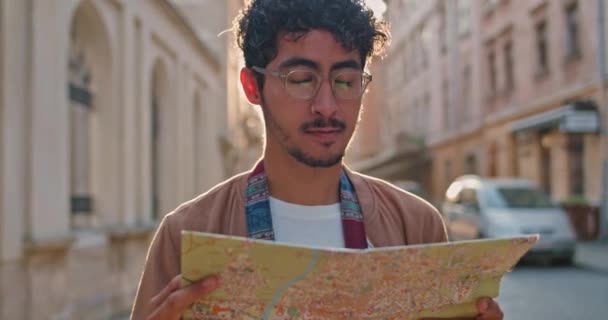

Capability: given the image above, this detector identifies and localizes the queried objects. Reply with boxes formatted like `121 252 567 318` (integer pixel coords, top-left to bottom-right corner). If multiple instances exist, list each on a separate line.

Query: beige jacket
130 169 448 319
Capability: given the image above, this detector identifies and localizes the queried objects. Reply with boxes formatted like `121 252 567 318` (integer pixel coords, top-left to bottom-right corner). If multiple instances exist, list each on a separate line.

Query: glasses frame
251 66 372 101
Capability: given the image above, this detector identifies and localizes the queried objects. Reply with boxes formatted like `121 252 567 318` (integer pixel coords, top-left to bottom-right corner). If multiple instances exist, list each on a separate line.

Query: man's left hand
473 298 503 320
420 297 504 320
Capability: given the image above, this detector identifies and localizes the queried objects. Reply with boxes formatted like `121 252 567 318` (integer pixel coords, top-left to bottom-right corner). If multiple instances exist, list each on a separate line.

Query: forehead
270 30 362 70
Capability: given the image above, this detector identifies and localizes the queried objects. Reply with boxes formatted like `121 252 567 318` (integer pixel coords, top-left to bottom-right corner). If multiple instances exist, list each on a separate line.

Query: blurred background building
0 0 260 318
349 0 607 238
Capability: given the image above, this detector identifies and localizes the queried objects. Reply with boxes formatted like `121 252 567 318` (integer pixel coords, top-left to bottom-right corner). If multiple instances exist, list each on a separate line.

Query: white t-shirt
269 197 345 248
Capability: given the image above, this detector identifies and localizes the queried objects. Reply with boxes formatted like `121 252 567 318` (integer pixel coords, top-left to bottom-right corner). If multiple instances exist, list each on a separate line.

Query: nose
310 79 337 118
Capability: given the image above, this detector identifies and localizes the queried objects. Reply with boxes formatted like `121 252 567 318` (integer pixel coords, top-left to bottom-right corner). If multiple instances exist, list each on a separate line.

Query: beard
287 144 344 168
260 100 347 168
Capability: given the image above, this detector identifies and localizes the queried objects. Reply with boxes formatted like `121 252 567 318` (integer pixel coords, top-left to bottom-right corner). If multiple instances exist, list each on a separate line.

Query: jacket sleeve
424 205 449 244
130 214 181 320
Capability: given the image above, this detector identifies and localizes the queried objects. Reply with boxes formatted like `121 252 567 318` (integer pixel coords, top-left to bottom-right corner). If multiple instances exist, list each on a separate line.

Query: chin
288 149 344 168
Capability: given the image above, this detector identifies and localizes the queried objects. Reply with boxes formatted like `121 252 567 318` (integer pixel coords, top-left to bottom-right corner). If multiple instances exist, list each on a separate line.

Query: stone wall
0 232 152 320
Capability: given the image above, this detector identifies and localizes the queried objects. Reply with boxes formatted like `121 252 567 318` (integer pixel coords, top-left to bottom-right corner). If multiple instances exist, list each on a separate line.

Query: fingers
419 297 503 320
147 275 220 320
476 298 503 320
149 274 182 307
167 275 220 311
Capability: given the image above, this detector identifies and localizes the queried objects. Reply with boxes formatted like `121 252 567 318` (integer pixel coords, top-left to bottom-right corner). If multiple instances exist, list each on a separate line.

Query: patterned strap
245 161 368 249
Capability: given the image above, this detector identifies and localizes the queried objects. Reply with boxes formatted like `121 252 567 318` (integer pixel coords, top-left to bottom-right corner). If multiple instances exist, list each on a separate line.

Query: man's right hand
146 274 220 320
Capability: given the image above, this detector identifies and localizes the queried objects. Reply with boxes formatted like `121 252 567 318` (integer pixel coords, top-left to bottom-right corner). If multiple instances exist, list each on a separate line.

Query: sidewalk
574 239 608 273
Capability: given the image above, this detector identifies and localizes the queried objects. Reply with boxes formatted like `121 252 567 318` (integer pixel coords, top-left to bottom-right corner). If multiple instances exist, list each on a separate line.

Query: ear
240 67 262 105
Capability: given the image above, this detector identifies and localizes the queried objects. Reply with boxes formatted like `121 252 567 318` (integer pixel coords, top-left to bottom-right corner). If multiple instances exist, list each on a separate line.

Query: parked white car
442 175 577 264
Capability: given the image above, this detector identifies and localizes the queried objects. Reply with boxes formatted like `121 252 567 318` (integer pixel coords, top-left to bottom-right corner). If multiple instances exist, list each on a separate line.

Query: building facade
175 0 264 175
350 0 605 217
0 0 255 318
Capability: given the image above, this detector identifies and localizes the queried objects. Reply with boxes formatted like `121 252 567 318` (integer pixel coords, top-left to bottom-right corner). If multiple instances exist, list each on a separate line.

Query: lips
305 128 343 143
300 118 346 144
306 128 341 134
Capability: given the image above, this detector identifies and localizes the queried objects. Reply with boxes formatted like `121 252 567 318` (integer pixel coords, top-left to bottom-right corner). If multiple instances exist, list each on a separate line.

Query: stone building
350 0 606 216
0 0 258 318
175 0 264 175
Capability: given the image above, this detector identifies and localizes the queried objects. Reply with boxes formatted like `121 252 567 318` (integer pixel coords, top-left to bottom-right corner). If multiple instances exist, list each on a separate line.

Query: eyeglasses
251 66 372 100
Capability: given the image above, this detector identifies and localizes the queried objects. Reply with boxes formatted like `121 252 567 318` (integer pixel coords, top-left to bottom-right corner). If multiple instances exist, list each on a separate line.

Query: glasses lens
285 70 319 99
333 71 365 100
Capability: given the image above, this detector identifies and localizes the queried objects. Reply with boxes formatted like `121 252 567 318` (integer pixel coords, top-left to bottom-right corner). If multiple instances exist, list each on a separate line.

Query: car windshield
483 186 556 209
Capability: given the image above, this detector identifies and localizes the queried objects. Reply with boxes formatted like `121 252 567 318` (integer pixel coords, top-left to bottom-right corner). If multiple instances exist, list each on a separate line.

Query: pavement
574 238 608 273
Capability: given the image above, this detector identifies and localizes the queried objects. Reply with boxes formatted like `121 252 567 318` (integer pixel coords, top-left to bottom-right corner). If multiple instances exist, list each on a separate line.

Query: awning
348 144 430 181
512 100 600 134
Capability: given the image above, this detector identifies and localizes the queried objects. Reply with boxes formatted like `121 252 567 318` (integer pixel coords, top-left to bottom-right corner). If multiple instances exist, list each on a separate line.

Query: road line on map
262 250 320 320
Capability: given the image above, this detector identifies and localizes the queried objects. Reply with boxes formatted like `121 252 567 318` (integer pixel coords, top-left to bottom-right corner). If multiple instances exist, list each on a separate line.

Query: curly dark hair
234 0 390 72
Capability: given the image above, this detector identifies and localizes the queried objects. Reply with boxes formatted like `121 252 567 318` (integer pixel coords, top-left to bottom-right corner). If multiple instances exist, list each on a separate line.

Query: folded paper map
181 231 538 320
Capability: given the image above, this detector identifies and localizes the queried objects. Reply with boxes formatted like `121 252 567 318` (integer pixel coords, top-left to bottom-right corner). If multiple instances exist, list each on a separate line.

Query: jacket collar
237 161 377 222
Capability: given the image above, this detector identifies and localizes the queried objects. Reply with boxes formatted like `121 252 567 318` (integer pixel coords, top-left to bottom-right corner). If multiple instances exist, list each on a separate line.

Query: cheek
344 105 362 124
265 97 309 130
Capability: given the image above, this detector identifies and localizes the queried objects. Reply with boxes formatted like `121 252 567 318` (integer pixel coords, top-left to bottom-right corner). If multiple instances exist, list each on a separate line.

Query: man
131 1 504 319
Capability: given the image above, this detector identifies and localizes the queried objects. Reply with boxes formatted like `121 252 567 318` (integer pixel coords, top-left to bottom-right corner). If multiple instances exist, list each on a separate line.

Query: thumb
477 297 489 313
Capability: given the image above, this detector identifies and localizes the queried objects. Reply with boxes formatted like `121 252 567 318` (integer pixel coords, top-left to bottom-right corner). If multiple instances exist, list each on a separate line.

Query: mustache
300 118 346 131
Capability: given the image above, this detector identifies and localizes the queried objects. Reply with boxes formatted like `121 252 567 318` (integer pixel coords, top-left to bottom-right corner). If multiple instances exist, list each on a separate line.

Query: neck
262 152 343 206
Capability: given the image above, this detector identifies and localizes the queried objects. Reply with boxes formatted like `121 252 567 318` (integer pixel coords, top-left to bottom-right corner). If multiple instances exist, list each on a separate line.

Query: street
498 262 608 320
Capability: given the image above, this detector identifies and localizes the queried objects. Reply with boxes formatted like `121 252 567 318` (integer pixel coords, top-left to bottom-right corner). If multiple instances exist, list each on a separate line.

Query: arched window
193 91 203 192
150 60 172 220
68 1 113 229
68 22 94 228
150 78 161 220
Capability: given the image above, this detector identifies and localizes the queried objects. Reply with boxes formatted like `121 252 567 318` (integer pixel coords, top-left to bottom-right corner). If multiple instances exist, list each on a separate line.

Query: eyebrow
278 57 319 70
278 57 362 72
330 60 362 72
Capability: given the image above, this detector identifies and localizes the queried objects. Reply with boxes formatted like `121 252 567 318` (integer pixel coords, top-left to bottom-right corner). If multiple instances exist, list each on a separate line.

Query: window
410 99 417 134
565 2 580 57
483 0 502 16
420 24 430 70
488 50 497 96
445 160 453 191
458 0 472 37
485 0 499 8
193 93 202 191
423 94 430 135
414 100 421 134
69 36 94 222
465 153 478 175
504 41 514 91
411 39 419 76
488 142 498 177
151 94 161 220
407 0 418 11
536 21 549 74
443 79 450 129
461 64 471 121
440 7 447 55
403 53 408 82
488 187 556 209
418 31 428 71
